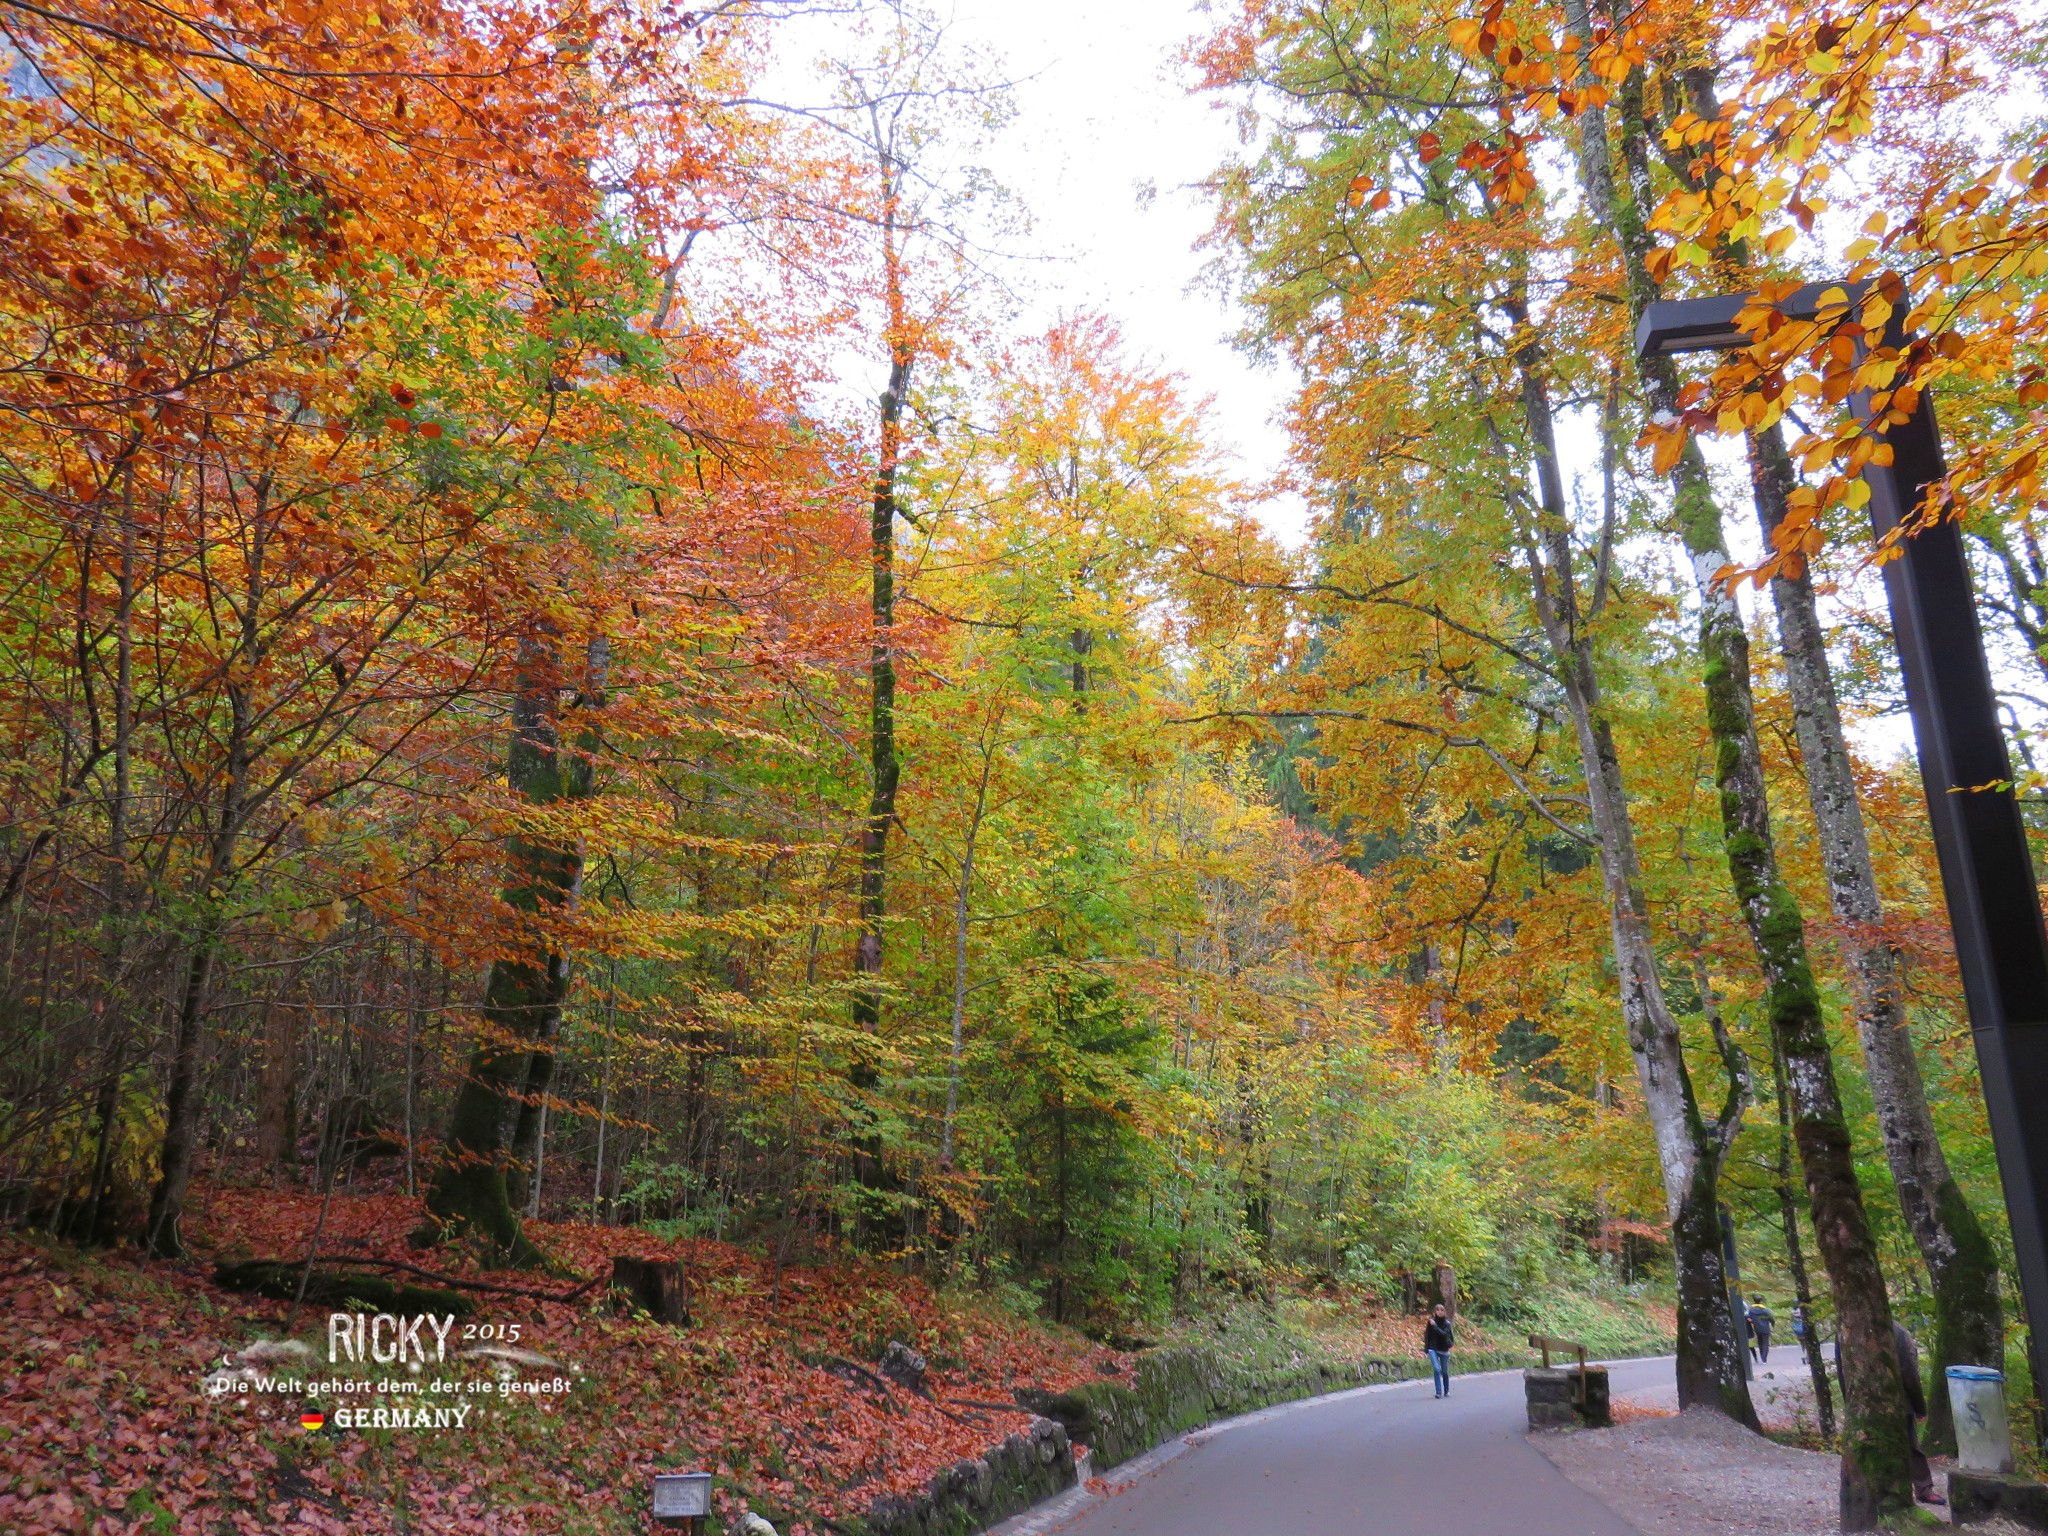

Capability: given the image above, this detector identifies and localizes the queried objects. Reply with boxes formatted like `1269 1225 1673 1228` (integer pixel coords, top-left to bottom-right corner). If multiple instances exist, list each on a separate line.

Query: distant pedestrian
1747 1302 1774 1364
1423 1304 1455 1399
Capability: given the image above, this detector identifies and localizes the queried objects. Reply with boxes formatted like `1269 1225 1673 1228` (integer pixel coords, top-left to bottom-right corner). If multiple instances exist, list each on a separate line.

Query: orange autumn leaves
1419 0 2048 579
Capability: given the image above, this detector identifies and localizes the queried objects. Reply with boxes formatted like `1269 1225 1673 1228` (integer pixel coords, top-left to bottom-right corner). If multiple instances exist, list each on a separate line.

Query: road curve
1001 1355 1676 1536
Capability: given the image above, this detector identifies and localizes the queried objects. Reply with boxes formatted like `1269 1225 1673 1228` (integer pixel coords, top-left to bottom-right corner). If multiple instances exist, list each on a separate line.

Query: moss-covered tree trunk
1512 324 1757 1428
855 346 905 1040
1751 425 2003 1452
1560 14 1913 1514
420 634 598 1266
1774 1031 1837 1439
844 147 913 1242
1685 552 1907 1524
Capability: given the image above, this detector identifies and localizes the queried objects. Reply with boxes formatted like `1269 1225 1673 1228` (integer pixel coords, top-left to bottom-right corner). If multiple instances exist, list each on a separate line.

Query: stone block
1527 1400 1577 1430
1524 1367 1574 1404
1951 1470 2048 1530
1575 1366 1611 1427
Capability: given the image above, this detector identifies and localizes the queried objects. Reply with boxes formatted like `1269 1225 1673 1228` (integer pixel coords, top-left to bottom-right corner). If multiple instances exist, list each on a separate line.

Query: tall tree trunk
505 1039 556 1216
1775 1031 1838 1440
85 493 139 1238
942 738 995 1168
845 165 912 1237
508 635 606 1215
421 633 598 1266
1511 325 1758 1426
256 997 301 1182
1670 469 1916 1519
1560 16 1913 1513
144 672 251 1258
854 347 908 1042
144 917 219 1257
1751 424 2004 1452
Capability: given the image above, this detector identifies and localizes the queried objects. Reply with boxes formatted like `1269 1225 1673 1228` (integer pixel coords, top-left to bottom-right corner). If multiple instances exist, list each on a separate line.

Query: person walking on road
1423 1304 1454 1399
1746 1301 1774 1364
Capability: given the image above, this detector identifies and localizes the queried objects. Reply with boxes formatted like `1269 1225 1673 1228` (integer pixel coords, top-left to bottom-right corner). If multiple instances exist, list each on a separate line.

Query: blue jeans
1427 1349 1451 1395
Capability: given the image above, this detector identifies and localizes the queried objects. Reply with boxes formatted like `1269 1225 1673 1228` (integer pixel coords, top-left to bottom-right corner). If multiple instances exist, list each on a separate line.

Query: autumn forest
3 0 2048 1529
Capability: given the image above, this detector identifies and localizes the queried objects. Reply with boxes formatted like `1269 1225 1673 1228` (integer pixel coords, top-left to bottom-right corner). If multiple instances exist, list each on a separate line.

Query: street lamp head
1634 279 1872 359
1633 294 1751 358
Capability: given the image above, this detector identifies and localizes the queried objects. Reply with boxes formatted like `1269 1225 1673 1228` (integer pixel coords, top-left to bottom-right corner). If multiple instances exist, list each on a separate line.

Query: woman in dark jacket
1423 1305 1455 1398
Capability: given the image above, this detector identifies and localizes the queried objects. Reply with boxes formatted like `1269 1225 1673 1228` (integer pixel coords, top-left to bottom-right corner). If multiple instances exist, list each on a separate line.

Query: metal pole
1638 286 2048 1421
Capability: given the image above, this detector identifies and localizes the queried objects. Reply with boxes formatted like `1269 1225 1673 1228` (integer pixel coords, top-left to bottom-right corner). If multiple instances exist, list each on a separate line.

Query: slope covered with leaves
0 1187 1130 1536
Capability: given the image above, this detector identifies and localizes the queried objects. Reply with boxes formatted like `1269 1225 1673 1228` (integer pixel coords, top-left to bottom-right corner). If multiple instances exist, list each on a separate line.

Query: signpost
652 1472 714 1532
1637 282 2048 1425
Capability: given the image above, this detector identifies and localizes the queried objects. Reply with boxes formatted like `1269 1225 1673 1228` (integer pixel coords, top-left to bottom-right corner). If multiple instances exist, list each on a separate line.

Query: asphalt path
1008 1355 1677 1536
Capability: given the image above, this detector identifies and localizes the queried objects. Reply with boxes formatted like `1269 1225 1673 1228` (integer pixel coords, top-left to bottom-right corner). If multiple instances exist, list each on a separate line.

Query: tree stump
1435 1261 1458 1318
610 1257 688 1325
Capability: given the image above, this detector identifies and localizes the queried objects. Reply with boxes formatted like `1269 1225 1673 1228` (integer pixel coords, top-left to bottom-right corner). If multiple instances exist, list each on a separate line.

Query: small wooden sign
653 1472 713 1525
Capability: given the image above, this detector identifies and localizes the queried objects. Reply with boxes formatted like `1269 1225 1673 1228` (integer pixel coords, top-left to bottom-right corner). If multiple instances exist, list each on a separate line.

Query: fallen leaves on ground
0 1187 1129 1536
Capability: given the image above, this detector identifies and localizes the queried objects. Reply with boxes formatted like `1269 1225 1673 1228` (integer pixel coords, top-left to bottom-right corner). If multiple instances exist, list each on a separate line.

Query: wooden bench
1528 1333 1589 1395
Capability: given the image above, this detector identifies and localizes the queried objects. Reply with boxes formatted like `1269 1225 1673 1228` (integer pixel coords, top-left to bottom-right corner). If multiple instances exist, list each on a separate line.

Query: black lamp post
1638 282 2048 1419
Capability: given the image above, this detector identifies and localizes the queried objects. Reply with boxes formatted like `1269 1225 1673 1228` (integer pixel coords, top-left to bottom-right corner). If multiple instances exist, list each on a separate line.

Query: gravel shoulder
1533 1388 2039 1535
1531 1408 1840 1536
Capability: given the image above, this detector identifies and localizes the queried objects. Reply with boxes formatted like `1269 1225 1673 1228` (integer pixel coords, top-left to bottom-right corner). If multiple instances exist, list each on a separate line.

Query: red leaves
1416 131 1442 164
0 1191 1128 1533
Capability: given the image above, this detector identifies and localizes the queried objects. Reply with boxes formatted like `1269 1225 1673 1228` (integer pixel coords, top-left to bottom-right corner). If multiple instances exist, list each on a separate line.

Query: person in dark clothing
1423 1305 1454 1399
1746 1302 1774 1364
1894 1321 1939 1504
1826 1324 1939 1503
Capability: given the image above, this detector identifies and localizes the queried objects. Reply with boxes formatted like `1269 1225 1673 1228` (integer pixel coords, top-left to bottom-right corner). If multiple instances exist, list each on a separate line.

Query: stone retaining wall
860 1416 1077 1536
853 1342 1531 1536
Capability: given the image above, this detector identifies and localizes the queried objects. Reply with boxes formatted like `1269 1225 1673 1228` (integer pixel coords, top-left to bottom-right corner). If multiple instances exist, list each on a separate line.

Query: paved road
1018 1356 1676 1536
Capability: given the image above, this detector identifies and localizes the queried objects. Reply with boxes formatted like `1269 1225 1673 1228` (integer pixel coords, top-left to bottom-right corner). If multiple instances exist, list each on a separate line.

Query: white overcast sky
774 0 1310 542
951 0 1307 538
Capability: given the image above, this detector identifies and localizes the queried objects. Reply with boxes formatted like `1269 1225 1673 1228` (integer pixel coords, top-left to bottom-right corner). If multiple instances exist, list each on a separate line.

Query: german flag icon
300 1412 325 1431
